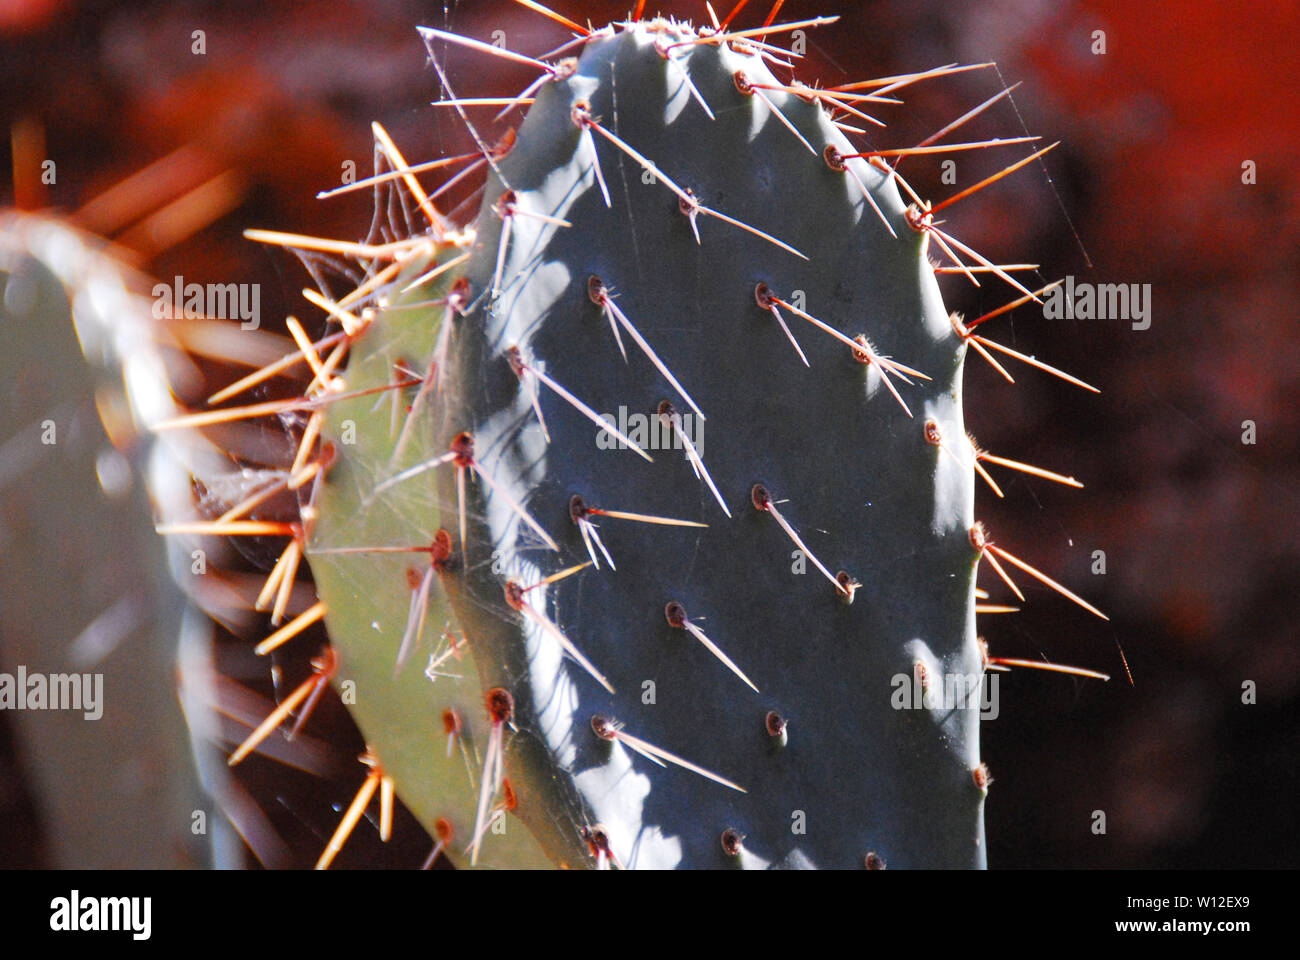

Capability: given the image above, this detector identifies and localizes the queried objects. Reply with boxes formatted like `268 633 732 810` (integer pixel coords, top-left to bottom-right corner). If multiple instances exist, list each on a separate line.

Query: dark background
1 0 1296 868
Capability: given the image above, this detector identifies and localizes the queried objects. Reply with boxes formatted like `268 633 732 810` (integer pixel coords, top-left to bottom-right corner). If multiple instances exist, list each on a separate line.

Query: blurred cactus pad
75 3 1110 869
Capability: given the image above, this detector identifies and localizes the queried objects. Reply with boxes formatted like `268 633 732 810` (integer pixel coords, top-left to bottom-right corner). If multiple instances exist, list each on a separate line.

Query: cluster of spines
136 0 1114 869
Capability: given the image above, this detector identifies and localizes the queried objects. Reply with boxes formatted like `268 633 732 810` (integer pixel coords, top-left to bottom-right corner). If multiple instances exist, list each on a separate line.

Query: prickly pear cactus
60 3 1110 869
417 22 985 869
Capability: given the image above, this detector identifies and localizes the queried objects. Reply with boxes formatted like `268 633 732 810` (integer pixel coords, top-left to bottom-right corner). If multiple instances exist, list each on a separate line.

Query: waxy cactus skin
316 16 989 869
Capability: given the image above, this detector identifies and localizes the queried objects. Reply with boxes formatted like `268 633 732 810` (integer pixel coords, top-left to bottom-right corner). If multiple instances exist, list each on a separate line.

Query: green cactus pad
305 19 987 868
